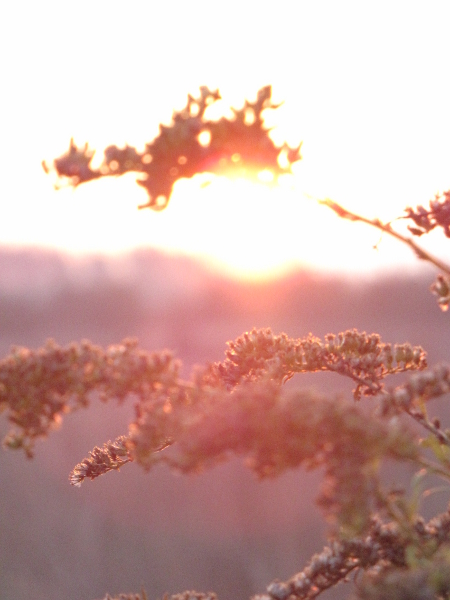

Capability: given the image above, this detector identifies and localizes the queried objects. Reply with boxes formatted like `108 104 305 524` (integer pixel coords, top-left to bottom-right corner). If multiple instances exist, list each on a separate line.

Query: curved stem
314 196 450 276
406 406 450 448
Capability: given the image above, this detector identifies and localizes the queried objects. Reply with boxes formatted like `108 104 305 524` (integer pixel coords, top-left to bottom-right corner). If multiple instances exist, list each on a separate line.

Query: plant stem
314 196 450 276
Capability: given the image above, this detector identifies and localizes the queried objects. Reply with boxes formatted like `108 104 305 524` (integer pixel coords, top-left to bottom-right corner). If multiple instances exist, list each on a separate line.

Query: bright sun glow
160 176 300 280
10 157 439 282
96 169 412 281
2 3 450 280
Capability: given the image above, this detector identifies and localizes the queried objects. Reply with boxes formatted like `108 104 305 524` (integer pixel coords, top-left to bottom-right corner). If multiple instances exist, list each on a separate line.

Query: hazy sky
2 2 450 278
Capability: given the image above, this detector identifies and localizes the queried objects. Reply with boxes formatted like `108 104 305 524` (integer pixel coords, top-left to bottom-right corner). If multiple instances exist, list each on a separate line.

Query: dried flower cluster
0 337 179 456
167 593 217 600
405 191 450 238
380 363 450 415
258 512 450 600
69 436 131 487
43 86 301 210
98 588 216 600
59 328 430 540
430 274 450 312
100 594 147 600
202 328 427 399
49 313 447 598
130 381 420 535
59 328 425 470
0 325 430 541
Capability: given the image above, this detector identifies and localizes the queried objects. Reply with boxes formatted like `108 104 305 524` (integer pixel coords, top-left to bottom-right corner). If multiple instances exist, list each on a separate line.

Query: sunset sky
2 2 450 279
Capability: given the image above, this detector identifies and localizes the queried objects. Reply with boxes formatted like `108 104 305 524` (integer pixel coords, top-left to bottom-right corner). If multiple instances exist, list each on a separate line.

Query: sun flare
24 158 416 282
139 172 390 280
39 164 409 281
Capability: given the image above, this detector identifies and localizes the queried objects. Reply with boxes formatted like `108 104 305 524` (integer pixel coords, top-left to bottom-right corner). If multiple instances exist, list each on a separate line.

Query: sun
138 171 386 280
39 84 381 279
41 165 401 281
165 175 299 280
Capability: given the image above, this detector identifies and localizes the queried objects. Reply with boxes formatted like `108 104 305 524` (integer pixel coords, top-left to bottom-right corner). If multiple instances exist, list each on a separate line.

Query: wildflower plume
0 337 179 456
69 436 131 487
202 328 427 399
257 512 450 600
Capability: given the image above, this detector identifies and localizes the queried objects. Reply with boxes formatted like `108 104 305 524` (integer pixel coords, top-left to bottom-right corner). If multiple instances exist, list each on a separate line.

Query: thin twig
314 197 450 276
406 406 450 448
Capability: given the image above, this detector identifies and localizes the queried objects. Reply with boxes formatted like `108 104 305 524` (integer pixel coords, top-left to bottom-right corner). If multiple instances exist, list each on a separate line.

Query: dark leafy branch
43 86 301 210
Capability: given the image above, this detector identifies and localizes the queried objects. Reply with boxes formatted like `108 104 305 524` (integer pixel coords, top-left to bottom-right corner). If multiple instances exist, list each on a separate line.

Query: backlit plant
3 86 450 600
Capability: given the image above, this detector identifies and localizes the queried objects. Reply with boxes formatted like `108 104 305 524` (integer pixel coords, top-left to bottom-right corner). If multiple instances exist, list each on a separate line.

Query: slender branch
406 406 450 448
315 197 450 276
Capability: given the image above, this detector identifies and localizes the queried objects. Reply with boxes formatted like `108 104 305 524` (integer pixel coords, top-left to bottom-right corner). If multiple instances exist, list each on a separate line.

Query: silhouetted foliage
405 191 450 238
44 86 301 210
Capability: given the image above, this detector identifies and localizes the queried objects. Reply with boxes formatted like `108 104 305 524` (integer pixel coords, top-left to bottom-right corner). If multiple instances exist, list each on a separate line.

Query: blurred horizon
0 223 441 282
